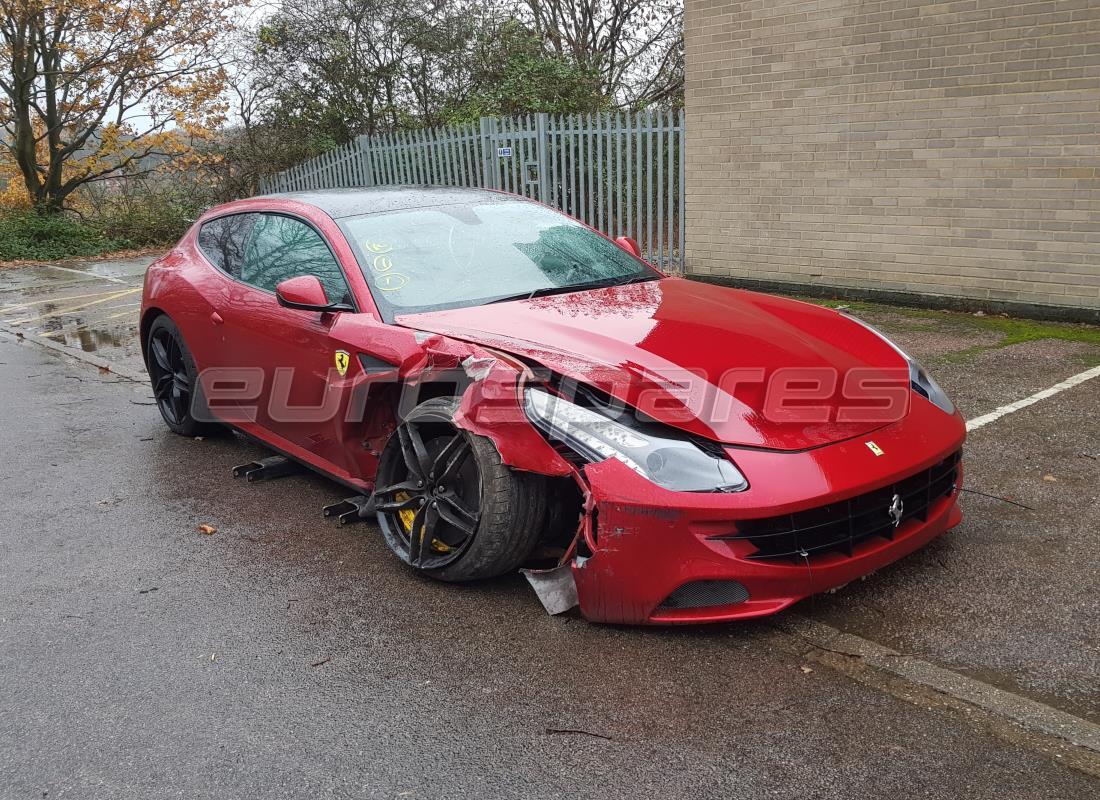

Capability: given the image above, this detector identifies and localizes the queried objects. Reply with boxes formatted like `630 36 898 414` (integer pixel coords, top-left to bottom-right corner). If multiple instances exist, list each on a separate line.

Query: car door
219 212 358 468
187 212 257 374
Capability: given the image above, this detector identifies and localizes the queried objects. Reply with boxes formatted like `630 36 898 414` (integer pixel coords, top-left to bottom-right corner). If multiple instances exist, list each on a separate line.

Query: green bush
84 181 208 247
0 211 129 262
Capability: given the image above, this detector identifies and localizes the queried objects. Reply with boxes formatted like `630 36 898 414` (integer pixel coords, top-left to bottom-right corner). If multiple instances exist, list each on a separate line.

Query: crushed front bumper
570 403 966 625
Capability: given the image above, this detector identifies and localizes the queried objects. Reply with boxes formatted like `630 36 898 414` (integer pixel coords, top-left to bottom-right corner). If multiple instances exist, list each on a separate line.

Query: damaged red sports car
140 187 966 624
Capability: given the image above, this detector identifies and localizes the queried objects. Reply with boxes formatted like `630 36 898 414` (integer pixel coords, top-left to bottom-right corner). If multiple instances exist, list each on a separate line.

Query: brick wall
684 0 1100 312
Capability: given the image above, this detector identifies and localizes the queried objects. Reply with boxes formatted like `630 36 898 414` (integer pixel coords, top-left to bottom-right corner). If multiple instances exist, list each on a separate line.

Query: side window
240 214 351 304
197 214 255 278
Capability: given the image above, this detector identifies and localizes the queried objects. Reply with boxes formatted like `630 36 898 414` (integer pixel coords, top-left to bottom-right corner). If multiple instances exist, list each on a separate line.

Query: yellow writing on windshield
362 239 408 292
376 273 409 292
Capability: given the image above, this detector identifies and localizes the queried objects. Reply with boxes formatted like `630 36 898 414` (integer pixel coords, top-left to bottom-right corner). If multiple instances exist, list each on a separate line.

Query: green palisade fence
261 111 686 274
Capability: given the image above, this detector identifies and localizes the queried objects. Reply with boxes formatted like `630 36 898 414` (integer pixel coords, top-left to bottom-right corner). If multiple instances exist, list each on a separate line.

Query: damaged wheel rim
375 417 482 569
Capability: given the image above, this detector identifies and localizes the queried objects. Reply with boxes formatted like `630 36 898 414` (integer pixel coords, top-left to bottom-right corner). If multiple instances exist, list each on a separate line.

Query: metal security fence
261 111 686 272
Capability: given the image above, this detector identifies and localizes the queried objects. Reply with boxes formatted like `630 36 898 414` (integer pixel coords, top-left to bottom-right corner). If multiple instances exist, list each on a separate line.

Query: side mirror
614 236 641 258
276 275 352 313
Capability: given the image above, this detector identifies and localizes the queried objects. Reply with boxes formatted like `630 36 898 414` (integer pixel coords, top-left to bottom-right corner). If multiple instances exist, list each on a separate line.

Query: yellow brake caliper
395 491 452 553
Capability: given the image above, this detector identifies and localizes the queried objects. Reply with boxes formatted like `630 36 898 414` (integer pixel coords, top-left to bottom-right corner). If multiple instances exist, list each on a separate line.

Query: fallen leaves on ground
197 524 217 535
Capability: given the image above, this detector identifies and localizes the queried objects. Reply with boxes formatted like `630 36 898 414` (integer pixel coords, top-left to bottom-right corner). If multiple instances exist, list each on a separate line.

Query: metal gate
261 111 686 272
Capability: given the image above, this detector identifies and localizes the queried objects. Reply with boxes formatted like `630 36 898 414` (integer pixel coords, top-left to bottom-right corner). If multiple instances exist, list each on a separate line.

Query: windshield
339 198 660 319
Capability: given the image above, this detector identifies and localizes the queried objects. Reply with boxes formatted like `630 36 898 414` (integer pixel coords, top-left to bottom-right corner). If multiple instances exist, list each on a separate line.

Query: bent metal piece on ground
140 187 966 624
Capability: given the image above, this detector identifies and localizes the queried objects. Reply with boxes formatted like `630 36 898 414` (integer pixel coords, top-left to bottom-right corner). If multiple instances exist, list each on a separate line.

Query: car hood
396 278 908 451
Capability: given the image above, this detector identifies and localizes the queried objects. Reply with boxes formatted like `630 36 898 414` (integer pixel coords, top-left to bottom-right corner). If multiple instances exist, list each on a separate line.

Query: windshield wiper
484 286 574 305
484 274 660 305
609 274 661 287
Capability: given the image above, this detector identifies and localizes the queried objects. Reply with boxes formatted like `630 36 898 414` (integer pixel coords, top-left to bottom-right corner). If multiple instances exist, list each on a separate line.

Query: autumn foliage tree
0 0 241 213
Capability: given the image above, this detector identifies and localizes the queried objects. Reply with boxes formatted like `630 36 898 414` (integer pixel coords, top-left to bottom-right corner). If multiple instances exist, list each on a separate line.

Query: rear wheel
145 315 221 437
374 397 547 581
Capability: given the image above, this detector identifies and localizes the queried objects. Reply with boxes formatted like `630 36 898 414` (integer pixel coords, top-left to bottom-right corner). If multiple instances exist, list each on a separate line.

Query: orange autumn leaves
0 0 246 210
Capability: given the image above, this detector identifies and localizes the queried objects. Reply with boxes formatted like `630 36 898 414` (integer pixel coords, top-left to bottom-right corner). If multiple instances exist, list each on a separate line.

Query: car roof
260 186 514 219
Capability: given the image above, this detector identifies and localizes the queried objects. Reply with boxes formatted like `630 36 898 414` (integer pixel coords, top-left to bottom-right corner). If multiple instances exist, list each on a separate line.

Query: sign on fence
261 111 686 273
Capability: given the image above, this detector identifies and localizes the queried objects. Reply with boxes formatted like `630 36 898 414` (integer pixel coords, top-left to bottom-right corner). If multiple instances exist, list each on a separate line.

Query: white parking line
966 365 1100 432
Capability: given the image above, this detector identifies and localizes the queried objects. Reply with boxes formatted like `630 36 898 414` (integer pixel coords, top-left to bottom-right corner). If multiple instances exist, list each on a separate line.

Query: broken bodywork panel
423 333 964 625
368 328 600 616
391 331 964 627
159 275 964 624
306 289 966 624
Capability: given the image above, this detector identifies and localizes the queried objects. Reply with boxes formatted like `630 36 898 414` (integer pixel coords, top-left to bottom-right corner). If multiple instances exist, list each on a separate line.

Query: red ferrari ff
140 187 965 624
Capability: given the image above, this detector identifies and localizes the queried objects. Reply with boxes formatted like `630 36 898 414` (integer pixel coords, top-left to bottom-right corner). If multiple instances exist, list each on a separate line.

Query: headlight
907 360 954 414
845 314 955 414
524 388 748 492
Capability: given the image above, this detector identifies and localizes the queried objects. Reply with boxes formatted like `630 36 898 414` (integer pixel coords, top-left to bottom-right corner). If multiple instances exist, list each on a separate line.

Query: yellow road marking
102 304 140 315
87 303 140 316
7 289 141 325
0 287 139 314
36 307 141 335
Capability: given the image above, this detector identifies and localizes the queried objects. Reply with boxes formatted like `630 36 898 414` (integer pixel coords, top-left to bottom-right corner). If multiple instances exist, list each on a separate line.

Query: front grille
718 451 961 562
659 580 750 609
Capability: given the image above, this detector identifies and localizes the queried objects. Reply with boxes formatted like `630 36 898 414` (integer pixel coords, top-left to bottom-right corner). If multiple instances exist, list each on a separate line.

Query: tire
374 397 547 581
145 315 222 437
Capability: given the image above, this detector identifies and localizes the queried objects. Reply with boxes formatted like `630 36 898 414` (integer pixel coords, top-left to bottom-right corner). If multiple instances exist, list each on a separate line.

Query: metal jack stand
232 455 303 483
323 495 376 525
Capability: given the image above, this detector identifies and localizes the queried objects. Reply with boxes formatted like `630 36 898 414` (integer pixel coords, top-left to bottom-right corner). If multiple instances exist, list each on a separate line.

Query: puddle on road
0 258 150 370
38 314 139 352
27 308 145 371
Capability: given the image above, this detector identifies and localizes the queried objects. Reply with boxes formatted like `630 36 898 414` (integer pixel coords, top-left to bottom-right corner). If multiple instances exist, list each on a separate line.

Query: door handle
210 311 224 325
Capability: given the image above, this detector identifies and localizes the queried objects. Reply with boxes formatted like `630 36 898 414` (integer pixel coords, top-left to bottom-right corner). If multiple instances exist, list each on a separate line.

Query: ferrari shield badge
334 350 350 377
865 441 884 456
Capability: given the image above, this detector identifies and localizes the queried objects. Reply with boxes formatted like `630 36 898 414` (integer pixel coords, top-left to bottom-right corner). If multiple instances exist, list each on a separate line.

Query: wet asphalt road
0 256 148 373
2 334 1098 799
804 308 1100 724
2 258 1100 797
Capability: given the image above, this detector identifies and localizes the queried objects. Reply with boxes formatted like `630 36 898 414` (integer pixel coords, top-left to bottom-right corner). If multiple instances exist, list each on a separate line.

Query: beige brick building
684 0 1100 318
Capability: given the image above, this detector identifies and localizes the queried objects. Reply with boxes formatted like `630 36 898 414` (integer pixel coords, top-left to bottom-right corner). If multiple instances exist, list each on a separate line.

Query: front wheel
374 397 547 581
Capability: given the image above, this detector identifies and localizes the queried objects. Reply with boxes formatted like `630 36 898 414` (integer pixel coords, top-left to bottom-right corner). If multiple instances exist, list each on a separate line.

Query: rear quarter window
197 214 255 278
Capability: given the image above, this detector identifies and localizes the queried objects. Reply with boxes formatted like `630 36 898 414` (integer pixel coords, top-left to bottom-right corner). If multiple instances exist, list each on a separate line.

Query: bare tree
520 0 682 107
252 0 479 138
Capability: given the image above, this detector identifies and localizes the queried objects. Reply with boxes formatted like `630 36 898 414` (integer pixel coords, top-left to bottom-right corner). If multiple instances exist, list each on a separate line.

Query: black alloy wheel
374 397 547 581
144 315 220 437
375 406 482 570
149 327 192 428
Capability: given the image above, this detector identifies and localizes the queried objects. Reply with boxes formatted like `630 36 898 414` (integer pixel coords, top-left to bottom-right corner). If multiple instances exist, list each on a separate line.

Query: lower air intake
730 450 961 562
659 580 749 610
